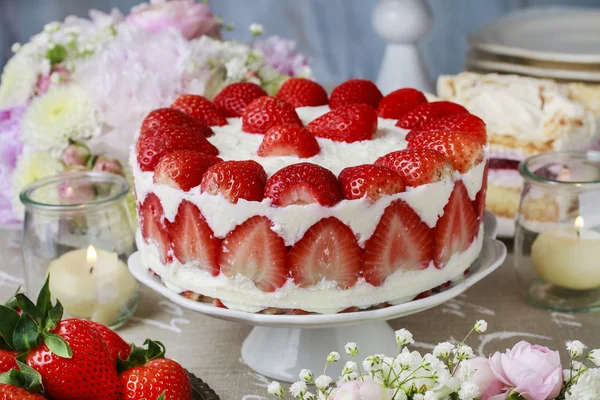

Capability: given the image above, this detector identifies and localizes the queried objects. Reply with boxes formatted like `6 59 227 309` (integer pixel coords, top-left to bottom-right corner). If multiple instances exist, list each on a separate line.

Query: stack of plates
467 7 600 82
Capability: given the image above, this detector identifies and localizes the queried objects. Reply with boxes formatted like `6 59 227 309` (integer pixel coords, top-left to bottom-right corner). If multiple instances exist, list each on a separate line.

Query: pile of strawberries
0 280 193 400
136 77 488 296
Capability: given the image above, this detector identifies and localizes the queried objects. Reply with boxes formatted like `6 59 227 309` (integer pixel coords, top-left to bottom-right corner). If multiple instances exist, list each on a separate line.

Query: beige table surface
0 227 598 400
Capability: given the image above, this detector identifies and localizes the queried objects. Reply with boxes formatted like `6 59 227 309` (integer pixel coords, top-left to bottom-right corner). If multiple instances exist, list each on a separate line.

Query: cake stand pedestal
129 213 506 382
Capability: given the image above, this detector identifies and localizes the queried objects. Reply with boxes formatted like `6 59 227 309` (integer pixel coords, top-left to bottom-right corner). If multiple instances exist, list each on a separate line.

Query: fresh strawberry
407 131 484 173
338 164 405 201
201 160 267 203
0 385 47 399
139 193 171 264
213 299 228 309
289 217 361 289
213 82 267 117
171 94 227 127
264 163 342 207
0 349 17 373
473 162 488 222
306 103 377 143
153 150 222 192
169 200 220 275
396 101 468 130
219 216 288 292
406 113 487 144
433 181 479 269
376 88 427 119
329 78 383 109
136 125 219 172
362 200 434 286
257 124 320 158
242 96 302 134
276 78 328 108
87 321 131 363
140 108 214 137
375 148 454 187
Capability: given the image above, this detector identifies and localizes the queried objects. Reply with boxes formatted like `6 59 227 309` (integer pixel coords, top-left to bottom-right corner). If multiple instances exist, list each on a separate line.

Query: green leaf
12 314 40 353
3 285 21 309
507 392 526 400
157 392 167 400
15 294 43 320
0 305 20 349
35 276 52 316
44 301 63 331
144 339 166 361
45 43 67 66
42 331 72 358
15 358 43 393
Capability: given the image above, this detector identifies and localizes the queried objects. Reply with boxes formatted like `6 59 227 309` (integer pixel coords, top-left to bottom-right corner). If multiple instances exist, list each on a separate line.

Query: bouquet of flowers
0 0 311 225
266 321 600 400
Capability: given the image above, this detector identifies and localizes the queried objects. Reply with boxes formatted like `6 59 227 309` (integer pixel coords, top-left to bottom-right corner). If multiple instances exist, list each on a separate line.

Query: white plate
469 7 600 64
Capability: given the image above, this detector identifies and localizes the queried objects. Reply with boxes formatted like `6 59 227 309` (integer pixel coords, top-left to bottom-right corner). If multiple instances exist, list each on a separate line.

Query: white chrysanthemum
267 381 284 397
474 320 488 333
345 342 358 356
299 369 313 383
566 368 600 400
395 329 414 346
327 351 341 363
433 342 455 358
458 381 480 400
0 50 40 107
567 340 585 358
588 349 600 366
289 381 307 398
314 375 332 390
21 85 99 157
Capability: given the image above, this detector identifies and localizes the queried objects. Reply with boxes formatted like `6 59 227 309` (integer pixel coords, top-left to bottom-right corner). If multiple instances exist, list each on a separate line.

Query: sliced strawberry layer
407 131 484 174
214 82 268 118
171 94 228 127
289 217 361 289
473 162 488 222
201 160 267 203
154 150 222 192
338 164 405 201
433 181 479 269
329 79 383 109
406 113 487 144
306 103 378 143
169 200 220 275
375 148 454 187
396 101 468 130
264 162 342 207
376 88 427 119
257 124 320 158
219 216 288 292
276 78 329 108
363 200 433 286
140 193 171 264
140 108 214 137
242 96 302 134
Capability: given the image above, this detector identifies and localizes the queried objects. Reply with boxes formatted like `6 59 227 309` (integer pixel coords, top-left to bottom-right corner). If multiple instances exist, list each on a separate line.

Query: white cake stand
129 212 506 382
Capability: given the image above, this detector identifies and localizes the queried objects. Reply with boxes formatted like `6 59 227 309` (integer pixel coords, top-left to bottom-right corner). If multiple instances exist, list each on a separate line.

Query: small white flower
83 43 96 53
249 23 265 36
342 361 358 375
224 56 249 81
424 391 438 400
314 375 332 390
289 381 307 398
44 22 61 33
363 355 383 372
303 391 316 400
474 320 488 333
0 50 40 108
395 328 414 346
50 72 61 84
566 368 600 400
456 345 474 360
40 59 52 76
267 381 284 397
458 381 480 400
337 370 360 385
47 42 56 51
588 349 600 366
299 369 314 383
296 65 313 78
64 26 82 36
413 395 425 400
458 360 474 380
345 342 358 356
433 342 455 358
567 340 585 358
11 43 21 53
327 351 341 363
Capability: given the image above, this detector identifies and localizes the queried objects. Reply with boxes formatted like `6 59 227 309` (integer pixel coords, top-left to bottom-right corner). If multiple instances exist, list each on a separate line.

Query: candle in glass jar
531 217 600 291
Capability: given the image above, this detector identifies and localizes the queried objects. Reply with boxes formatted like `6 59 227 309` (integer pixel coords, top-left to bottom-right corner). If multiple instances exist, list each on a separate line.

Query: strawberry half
213 82 267 117
201 160 267 203
257 124 320 158
306 103 377 143
140 193 171 264
276 78 328 108
338 164 405 201
136 125 219 172
219 216 288 292
140 108 214 137
376 88 427 119
433 181 479 269
153 150 222 192
396 101 468 130
264 163 342 207
375 148 454 187
406 113 487 144
171 94 228 127
363 200 434 286
407 131 484 174
169 200 220 275
289 217 361 289
242 96 302 134
473 161 488 222
329 78 383 109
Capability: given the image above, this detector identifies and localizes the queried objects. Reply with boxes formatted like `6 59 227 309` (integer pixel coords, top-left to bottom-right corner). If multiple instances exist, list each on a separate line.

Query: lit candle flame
86 245 97 265
575 216 585 230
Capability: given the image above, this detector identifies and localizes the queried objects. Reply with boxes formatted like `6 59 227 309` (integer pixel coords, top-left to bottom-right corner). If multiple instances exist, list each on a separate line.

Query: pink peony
332 380 395 400
126 0 220 40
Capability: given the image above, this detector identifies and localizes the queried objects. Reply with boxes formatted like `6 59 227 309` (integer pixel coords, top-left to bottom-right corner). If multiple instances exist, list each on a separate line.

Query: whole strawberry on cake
132 78 489 314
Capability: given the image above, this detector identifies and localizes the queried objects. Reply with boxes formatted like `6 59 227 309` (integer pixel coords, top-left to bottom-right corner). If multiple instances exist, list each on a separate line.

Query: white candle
531 217 600 291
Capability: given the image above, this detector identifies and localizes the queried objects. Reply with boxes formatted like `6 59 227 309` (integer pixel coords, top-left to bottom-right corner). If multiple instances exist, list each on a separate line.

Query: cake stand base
241 322 398 382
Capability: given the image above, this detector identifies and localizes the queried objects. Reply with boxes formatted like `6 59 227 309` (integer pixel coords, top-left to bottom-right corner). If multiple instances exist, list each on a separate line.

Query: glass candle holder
514 151 600 312
20 171 138 328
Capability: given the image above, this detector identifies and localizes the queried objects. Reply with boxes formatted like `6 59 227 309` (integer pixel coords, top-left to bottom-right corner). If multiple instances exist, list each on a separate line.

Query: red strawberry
87 321 131 363
153 150 222 192
0 385 47 399
338 164 405 201
213 299 228 309
264 163 342 207
171 94 227 127
329 78 383 109
396 101 468 130
375 148 454 187
276 78 328 108
0 349 17 373
376 88 427 119
406 113 487 144
139 193 171 264
26 319 120 400
136 125 219 172
407 131 484 174
473 162 488 222
306 103 377 143
219 216 288 292
213 82 268 117
257 124 320 158
363 200 434 286
140 108 214 137
289 217 361 289
433 181 479 269
242 96 302 134
201 160 267 203
169 200 220 275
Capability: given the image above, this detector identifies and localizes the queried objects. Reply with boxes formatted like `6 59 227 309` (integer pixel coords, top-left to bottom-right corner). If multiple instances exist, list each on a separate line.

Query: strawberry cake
132 78 489 314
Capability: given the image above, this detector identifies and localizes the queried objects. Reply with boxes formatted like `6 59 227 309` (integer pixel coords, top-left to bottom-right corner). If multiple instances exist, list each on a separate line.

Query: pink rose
126 0 220 40
488 341 563 400
469 357 507 400
332 380 395 400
